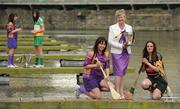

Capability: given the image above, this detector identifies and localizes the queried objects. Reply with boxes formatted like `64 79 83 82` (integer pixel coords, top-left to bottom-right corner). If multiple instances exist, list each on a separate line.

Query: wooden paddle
121 64 144 100
96 58 121 99
100 66 121 99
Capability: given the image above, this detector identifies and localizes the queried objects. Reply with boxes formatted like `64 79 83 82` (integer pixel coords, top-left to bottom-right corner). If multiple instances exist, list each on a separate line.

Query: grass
0 55 85 61
0 46 81 52
0 41 65 46
0 67 135 74
0 37 55 41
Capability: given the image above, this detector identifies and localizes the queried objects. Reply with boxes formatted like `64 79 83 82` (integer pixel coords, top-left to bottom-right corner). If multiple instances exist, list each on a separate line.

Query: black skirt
147 74 168 94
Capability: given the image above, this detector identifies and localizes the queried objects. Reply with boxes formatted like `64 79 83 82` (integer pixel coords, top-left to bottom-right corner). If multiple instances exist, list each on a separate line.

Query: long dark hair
90 37 107 63
143 40 157 62
32 9 40 23
8 13 15 24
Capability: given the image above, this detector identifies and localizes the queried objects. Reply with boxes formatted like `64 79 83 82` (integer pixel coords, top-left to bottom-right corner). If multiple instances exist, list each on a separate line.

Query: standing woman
7 13 22 68
76 37 110 99
141 40 167 100
108 9 133 98
31 9 45 68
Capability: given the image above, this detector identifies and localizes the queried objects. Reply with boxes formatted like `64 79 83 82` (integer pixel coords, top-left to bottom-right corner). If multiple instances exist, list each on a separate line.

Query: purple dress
83 51 110 92
112 31 130 76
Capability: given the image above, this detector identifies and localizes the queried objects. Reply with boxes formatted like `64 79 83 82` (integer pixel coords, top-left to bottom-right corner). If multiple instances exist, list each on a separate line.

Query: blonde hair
115 9 126 18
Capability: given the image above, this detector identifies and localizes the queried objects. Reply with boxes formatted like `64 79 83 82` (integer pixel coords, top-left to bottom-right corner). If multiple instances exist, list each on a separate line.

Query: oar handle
96 58 107 78
133 64 144 86
134 73 140 87
138 64 144 74
100 65 107 78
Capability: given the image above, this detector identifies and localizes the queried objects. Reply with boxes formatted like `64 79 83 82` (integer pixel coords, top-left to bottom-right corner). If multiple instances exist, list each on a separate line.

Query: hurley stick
96 58 121 99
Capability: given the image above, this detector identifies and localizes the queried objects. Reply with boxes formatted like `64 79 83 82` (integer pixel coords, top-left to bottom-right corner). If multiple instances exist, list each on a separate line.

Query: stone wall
0 7 180 30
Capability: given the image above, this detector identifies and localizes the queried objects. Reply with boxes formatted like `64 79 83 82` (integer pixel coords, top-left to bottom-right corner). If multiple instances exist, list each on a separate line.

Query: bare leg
115 76 125 97
152 88 161 100
141 78 153 99
38 46 43 55
119 76 125 97
141 78 152 90
115 76 121 93
86 88 101 99
34 46 43 55
100 79 110 91
9 48 15 56
34 46 38 55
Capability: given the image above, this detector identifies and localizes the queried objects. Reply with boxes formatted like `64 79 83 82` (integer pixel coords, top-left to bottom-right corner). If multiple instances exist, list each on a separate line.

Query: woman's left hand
122 42 128 48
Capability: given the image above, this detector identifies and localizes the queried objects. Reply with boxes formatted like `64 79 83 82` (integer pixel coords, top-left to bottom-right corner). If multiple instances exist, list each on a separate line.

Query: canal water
0 30 179 101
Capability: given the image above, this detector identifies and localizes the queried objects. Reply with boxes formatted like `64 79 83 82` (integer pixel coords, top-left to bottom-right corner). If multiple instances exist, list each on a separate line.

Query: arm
7 21 22 34
83 51 99 69
84 62 99 69
11 28 22 33
37 17 45 33
7 22 14 38
37 25 45 33
142 58 159 72
108 26 123 49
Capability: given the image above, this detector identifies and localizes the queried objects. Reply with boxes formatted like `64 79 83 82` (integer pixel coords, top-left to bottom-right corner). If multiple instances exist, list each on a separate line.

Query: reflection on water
0 74 77 98
0 30 179 100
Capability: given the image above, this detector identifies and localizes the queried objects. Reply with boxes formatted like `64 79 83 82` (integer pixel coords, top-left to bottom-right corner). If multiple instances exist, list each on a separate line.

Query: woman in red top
7 13 22 68
141 40 167 100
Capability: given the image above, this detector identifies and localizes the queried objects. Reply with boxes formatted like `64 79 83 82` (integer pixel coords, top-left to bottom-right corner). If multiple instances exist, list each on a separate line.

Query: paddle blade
129 87 135 95
107 81 121 100
124 91 133 100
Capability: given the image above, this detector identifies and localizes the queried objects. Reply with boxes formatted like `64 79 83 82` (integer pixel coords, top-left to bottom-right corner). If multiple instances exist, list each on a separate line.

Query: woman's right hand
142 58 149 65
31 30 37 34
95 58 103 68
96 60 102 68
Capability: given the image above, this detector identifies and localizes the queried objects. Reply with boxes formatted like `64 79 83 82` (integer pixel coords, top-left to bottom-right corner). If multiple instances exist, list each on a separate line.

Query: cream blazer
108 23 133 54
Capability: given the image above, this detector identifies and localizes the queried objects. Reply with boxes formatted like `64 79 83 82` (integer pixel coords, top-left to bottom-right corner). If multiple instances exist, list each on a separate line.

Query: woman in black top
141 40 167 100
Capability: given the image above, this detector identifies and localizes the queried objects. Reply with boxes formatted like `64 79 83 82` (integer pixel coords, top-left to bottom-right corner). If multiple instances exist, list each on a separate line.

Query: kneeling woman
141 40 167 100
76 37 110 99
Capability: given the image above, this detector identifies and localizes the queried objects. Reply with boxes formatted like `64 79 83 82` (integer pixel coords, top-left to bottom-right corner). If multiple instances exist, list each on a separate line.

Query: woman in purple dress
108 9 133 98
76 37 110 99
6 13 22 68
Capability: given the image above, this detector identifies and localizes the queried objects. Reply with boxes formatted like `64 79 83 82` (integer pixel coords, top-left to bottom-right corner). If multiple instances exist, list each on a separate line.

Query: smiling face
147 42 154 54
93 37 107 55
117 15 125 25
98 41 106 53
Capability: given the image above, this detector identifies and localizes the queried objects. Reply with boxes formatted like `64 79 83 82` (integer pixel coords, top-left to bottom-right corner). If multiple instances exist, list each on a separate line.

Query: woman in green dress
31 9 45 68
